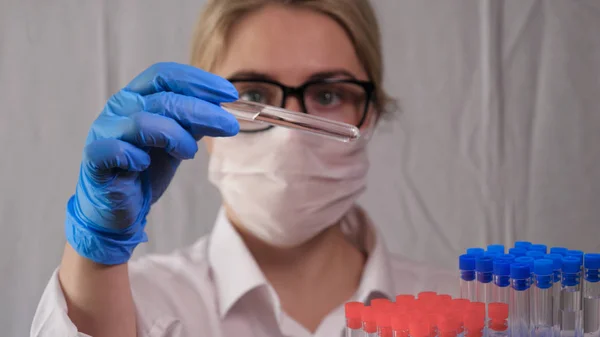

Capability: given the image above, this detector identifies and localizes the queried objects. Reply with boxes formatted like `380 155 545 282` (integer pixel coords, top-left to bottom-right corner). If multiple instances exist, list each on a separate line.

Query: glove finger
143 91 240 138
89 112 199 159
83 138 151 172
124 62 238 104
118 111 199 160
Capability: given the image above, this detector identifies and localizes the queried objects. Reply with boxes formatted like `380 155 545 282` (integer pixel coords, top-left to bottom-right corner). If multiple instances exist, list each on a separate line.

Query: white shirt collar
207 206 396 320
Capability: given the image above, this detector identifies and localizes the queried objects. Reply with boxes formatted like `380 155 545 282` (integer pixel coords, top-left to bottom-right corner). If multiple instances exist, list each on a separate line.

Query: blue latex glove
65 62 239 265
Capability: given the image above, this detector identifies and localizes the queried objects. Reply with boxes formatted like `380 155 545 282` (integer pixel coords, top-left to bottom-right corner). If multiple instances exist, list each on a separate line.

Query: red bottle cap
361 306 377 333
344 302 363 329
488 302 509 331
409 319 430 337
391 310 409 331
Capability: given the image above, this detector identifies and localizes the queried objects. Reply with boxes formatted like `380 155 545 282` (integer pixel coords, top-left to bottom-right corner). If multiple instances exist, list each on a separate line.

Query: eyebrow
227 69 357 82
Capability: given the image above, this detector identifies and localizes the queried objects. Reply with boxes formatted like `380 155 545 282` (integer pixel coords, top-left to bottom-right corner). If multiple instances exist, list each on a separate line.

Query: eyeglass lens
232 81 368 131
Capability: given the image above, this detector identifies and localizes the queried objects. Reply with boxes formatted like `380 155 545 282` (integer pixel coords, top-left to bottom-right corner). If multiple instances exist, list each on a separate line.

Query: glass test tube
545 253 564 337
221 100 361 142
476 256 494 321
510 263 531 337
532 259 554 337
560 257 583 337
461 254 478 301
493 260 511 305
583 254 600 337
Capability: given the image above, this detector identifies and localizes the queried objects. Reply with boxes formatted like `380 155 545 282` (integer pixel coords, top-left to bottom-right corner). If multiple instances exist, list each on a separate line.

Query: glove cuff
64 196 148 265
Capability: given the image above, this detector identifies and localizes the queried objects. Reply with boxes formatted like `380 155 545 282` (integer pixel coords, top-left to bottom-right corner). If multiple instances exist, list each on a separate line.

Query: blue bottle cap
534 259 553 275
510 263 531 279
530 244 548 254
567 250 584 265
584 253 600 270
515 256 535 270
476 256 494 273
509 248 527 257
459 254 476 271
467 247 485 257
487 244 505 254
544 254 563 270
493 260 511 276
585 254 600 283
562 257 581 274
526 251 545 260
484 251 501 259
550 247 568 256
496 254 516 264
514 241 532 250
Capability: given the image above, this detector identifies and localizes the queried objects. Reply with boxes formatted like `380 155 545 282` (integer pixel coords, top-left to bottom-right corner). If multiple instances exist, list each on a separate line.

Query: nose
283 96 303 113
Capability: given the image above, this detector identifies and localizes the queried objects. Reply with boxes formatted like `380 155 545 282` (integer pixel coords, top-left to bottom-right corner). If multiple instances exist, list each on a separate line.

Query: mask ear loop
359 110 379 142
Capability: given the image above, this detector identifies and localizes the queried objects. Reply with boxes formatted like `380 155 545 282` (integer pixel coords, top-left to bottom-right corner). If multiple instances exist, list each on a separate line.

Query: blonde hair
189 0 393 114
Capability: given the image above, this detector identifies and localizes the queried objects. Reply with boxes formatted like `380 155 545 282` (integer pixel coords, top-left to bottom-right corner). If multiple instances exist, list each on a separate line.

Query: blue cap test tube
485 251 501 260
544 253 563 334
544 254 563 285
530 244 548 254
493 259 511 305
488 244 506 254
566 250 584 266
496 254 516 264
516 256 535 281
510 263 531 337
459 254 477 302
531 259 554 337
509 247 527 258
476 256 494 319
560 256 583 337
550 247 568 256
526 250 546 260
583 253 600 335
515 241 533 251
467 247 485 257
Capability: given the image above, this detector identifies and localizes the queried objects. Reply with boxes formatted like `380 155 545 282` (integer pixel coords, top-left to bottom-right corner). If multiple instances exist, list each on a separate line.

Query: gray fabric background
1 1 599 336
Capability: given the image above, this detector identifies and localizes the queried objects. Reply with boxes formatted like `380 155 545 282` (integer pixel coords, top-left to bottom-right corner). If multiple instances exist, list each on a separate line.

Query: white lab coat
30 207 457 337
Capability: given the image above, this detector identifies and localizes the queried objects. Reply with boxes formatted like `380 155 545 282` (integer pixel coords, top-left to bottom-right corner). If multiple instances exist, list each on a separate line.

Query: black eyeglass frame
227 77 376 132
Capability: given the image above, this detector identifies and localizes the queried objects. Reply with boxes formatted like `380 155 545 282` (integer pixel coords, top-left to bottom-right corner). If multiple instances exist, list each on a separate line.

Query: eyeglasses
228 77 375 132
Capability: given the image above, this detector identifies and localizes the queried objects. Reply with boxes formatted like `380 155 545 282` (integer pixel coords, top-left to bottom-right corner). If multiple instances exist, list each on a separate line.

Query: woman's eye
315 91 341 106
240 91 266 103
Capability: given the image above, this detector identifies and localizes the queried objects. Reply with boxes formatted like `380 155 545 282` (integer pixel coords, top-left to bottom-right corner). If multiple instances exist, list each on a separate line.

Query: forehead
215 4 367 84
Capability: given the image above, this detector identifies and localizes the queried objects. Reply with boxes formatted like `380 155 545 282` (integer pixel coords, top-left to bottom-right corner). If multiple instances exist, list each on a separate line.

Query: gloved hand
65 62 239 265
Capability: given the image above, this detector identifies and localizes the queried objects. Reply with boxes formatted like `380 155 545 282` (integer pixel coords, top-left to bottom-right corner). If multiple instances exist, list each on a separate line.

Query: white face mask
207 126 371 247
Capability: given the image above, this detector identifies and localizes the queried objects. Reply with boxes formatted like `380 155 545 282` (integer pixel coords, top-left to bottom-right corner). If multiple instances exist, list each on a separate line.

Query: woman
32 1 455 336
